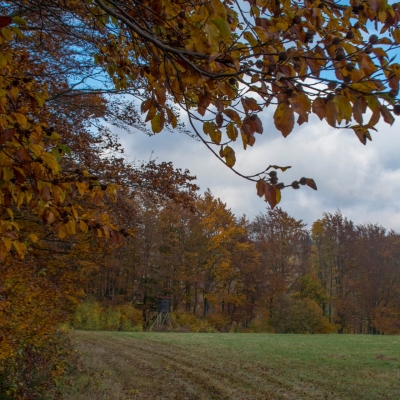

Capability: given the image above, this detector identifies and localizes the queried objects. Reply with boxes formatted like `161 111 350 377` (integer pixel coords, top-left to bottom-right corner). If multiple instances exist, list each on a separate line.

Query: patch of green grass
63 331 400 400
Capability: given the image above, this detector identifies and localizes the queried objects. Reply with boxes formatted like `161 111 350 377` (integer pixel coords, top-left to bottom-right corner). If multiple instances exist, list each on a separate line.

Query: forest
2 0 400 398
72 196 400 337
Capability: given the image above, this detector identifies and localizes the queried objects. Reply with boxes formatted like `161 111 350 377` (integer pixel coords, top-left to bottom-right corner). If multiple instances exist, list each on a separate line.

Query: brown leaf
306 178 317 190
223 109 241 123
241 97 262 114
270 165 291 172
198 93 211 116
290 94 311 117
256 179 267 197
353 98 363 125
367 106 381 127
216 113 223 128
352 125 369 145
0 16 12 28
40 185 51 202
16 147 30 162
264 183 278 209
325 100 338 127
369 0 382 13
249 114 263 134
312 98 326 120
274 102 294 137
380 105 395 125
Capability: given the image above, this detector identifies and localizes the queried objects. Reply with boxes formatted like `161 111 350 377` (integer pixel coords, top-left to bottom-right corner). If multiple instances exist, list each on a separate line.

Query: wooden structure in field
150 297 178 330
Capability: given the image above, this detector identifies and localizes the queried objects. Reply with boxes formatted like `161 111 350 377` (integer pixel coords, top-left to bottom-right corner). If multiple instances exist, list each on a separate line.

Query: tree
250 208 310 309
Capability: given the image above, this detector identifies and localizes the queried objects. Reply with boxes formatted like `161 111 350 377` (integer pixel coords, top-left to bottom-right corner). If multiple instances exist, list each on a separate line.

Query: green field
64 331 400 400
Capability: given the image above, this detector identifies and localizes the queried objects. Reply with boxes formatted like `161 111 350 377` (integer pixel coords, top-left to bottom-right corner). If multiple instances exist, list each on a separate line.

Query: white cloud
116 111 400 232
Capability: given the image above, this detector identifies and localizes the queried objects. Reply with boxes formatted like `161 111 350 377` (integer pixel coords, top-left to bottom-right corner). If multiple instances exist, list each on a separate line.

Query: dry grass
62 331 400 400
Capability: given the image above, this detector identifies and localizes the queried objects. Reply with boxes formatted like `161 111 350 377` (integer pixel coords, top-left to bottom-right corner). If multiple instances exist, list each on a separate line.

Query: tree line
78 192 400 335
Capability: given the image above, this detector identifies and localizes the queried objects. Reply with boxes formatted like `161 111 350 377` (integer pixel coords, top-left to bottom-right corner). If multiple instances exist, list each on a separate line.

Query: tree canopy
1 0 400 256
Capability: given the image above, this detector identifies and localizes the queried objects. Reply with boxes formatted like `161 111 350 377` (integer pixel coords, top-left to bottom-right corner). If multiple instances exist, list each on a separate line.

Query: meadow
63 331 400 400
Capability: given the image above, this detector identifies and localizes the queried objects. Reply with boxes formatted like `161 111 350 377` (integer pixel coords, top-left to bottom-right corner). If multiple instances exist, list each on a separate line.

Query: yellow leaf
223 146 236 168
58 225 68 239
79 219 88 233
27 234 38 243
12 240 25 258
2 237 12 252
41 152 60 174
209 127 222 144
393 28 400 44
13 113 27 129
16 191 24 208
151 113 164 133
6 208 13 220
226 123 238 141
243 31 258 47
211 18 231 40
333 96 352 124
275 188 281 205
1 27 12 40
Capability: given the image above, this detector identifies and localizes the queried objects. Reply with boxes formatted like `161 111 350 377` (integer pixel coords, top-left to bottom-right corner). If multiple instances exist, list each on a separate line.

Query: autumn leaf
40 185 51 202
211 18 231 40
312 98 327 121
325 100 338 127
0 16 12 28
223 146 236 167
274 102 294 137
256 179 267 197
270 165 291 172
223 109 241 123
226 123 238 141
151 113 164 133
290 94 311 117
380 105 394 125
264 183 279 209
306 178 317 190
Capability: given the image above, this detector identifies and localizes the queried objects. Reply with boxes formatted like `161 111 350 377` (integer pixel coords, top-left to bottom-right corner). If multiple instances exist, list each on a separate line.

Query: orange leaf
274 102 294 137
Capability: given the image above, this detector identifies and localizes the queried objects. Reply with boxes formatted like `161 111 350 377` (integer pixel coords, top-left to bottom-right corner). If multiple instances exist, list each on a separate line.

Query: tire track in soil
91 336 242 399
87 333 315 400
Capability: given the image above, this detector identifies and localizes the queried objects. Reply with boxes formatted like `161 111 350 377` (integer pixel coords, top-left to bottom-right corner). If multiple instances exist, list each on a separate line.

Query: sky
116 108 400 232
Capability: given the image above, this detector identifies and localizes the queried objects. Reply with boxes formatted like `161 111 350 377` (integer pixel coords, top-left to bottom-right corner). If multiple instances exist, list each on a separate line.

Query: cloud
116 112 400 232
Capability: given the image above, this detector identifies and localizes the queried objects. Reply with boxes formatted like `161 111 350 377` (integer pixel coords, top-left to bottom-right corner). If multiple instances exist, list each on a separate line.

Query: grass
63 331 400 400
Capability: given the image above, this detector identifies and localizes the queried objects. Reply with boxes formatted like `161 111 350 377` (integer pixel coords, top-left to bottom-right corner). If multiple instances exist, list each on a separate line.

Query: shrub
0 329 77 400
206 312 231 332
270 294 334 333
171 313 215 332
71 302 143 331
